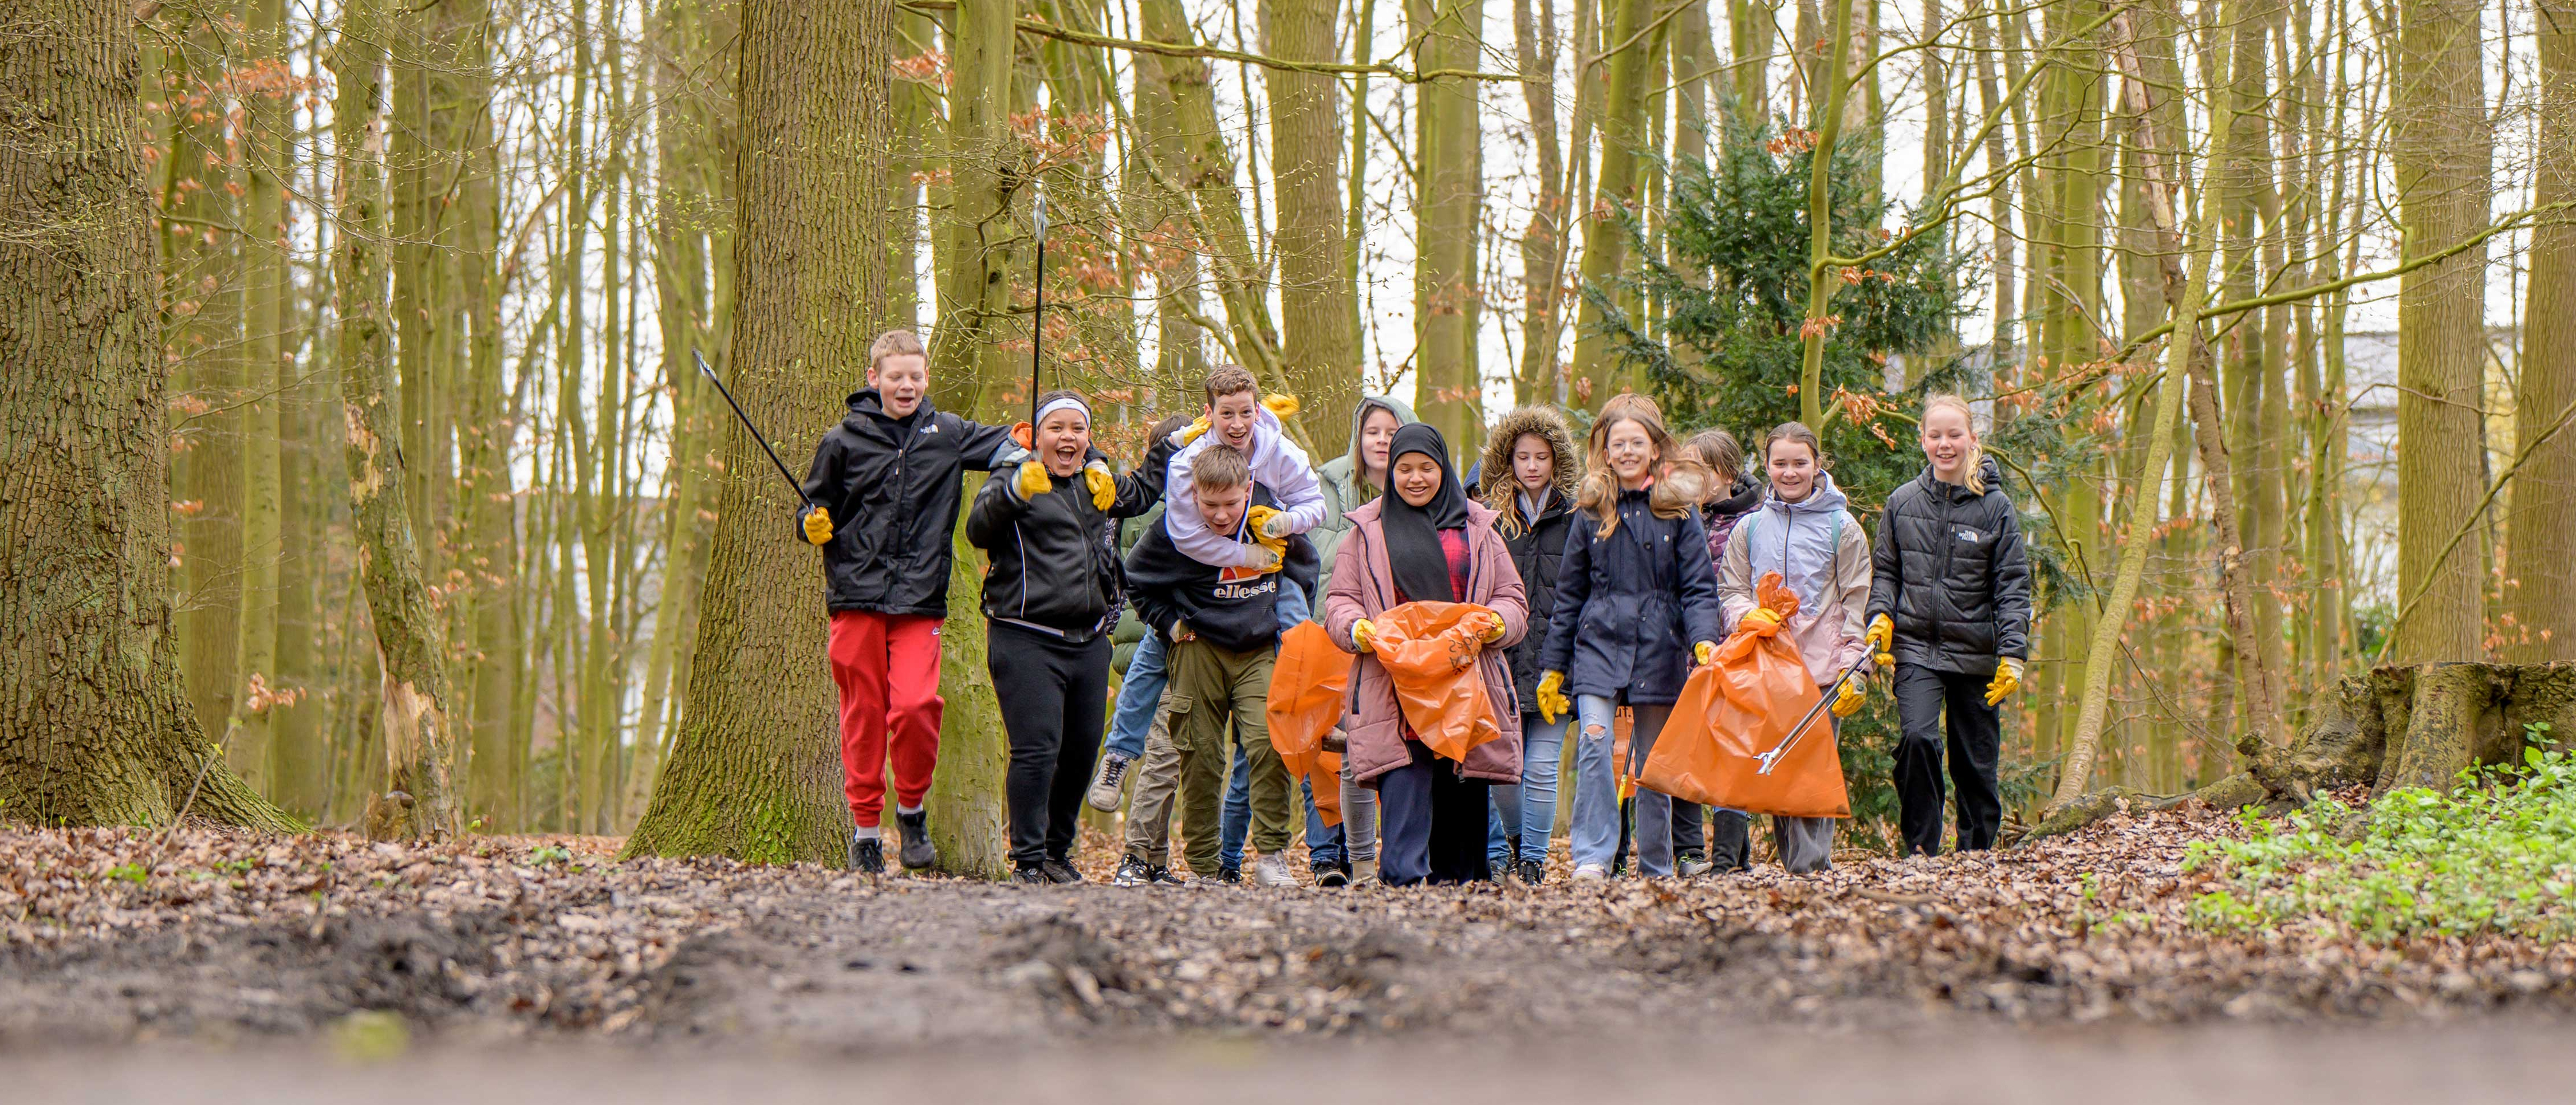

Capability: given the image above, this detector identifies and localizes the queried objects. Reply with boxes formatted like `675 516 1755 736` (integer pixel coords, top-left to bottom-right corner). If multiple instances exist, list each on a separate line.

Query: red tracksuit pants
828 611 945 827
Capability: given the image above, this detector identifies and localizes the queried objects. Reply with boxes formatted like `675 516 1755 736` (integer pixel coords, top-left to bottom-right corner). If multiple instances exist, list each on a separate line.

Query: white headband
1034 395 1092 425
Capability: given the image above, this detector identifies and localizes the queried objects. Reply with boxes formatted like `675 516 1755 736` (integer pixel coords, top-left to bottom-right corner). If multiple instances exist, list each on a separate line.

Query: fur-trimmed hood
1478 405 1580 526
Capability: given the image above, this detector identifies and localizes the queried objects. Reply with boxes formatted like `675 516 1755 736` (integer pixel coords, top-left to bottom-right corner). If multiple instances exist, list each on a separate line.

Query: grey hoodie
1718 471 1873 685
1311 395 1418 569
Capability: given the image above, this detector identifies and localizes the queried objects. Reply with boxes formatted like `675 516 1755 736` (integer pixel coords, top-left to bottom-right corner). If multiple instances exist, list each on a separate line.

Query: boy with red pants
798 330 1028 874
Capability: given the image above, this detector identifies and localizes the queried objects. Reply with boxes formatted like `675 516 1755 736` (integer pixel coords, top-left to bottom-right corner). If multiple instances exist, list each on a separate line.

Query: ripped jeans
1570 695 1675 875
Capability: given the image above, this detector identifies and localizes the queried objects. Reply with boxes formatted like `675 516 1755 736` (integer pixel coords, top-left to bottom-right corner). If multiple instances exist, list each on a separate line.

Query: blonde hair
1920 394 1986 494
869 329 925 369
1189 441 1252 489
1576 398 1707 536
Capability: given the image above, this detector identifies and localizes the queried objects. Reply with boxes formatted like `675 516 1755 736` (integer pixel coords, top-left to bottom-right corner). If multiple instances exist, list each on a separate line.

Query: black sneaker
1216 865 1241 884
1041 857 1084 884
896 808 939 870
1112 856 1155 886
1517 858 1545 885
1148 866 1185 885
1314 866 1350 888
1011 866 1050 885
849 836 885 875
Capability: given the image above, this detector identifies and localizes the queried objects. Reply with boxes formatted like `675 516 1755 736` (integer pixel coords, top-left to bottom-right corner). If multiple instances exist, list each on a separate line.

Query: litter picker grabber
1754 650 1876 776
692 348 810 508
1026 185 1050 429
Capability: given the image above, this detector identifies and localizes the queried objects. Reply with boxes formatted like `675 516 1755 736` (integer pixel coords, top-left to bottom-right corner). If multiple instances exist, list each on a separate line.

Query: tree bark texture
624 0 896 866
1411 0 1483 449
333 0 464 841
1263 0 1359 439
0 0 293 831
2389 0 2492 663
2511 0 2576 663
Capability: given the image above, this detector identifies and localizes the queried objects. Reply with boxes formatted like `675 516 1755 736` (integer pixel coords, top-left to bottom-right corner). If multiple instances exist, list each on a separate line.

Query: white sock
896 804 923 817
854 825 883 841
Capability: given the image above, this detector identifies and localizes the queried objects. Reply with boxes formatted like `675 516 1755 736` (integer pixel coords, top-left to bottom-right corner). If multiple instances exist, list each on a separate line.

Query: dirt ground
4 804 2573 1099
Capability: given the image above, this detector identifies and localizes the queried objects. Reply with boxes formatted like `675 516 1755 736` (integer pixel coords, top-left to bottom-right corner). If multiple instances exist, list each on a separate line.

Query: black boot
1041 857 1084 884
896 808 939 871
1710 809 1752 873
848 835 885 875
1011 865 1049 885
1517 858 1546 886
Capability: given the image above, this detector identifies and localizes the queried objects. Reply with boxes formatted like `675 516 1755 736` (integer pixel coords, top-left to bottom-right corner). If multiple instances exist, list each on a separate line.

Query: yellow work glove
1476 612 1507 643
1742 607 1783 634
1984 656 2024 707
1173 416 1210 446
1832 678 1868 718
1084 459 1116 509
1535 670 1570 725
802 506 834 546
1258 510 1298 539
1693 640 1718 666
1262 393 1301 419
1351 618 1377 653
1014 459 1053 500
1865 614 1895 668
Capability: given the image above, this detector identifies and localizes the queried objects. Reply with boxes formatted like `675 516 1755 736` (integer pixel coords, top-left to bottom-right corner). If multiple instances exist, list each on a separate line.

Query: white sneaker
1254 852 1297 887
1571 863 1610 883
1085 752 1133 812
1352 857 1380 887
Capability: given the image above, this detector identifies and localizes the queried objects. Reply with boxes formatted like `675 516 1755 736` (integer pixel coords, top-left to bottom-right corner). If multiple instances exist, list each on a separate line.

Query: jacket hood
844 387 937 429
1711 473 1764 518
1323 396 1419 483
1478 406 1580 521
1765 469 1850 516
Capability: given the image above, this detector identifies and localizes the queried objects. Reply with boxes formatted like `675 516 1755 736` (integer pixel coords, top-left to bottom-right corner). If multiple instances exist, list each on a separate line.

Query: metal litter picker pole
691 348 810 508
1754 651 1876 776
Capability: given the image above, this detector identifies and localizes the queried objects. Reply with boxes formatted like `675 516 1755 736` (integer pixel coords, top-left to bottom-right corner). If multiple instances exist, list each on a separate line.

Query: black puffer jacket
965 435 1176 640
1478 406 1582 705
797 389 1025 617
1538 489 1725 706
1865 458 2031 674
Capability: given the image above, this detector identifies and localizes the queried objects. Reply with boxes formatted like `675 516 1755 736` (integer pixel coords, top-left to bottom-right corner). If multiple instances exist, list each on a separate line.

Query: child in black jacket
1864 395 2032 856
1119 446 1320 883
966 391 1175 884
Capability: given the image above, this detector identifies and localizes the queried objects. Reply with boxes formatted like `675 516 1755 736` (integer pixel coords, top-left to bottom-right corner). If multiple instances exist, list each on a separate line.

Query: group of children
796 328 2032 886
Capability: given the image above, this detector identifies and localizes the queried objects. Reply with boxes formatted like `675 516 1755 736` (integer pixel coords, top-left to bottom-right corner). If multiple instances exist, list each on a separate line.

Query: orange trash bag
1267 621 1353 825
1372 601 1504 764
1636 573 1851 818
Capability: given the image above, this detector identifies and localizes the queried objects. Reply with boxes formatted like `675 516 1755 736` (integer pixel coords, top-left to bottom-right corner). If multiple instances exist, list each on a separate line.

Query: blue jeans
1491 712 1568 864
1216 579 1312 870
1571 695 1675 875
1305 776 1344 868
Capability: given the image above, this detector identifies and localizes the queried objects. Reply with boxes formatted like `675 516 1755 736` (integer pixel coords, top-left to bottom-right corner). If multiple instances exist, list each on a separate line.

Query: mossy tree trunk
624 0 897 866
332 0 463 842
0 0 294 832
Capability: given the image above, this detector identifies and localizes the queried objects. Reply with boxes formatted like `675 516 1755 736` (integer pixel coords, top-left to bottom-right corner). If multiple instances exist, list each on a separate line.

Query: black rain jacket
966 435 1177 641
1125 485 1321 654
1865 458 2033 674
796 389 1025 618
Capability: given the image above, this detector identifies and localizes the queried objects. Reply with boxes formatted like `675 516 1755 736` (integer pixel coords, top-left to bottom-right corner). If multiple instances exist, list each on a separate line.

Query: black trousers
990 622 1112 869
1892 663 2003 856
1373 742 1492 886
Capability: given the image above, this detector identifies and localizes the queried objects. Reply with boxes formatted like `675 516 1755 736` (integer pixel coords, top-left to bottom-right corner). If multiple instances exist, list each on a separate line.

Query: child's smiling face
1036 408 1089 477
869 353 928 418
1207 391 1259 452
1605 418 1657 487
1768 439 1818 501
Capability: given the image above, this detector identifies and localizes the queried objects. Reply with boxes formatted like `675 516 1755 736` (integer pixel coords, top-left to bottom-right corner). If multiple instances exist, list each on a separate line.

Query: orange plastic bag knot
1370 601 1506 764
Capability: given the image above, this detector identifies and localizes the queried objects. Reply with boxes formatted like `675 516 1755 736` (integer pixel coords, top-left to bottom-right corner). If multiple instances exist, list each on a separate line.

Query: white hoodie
1161 405 1326 569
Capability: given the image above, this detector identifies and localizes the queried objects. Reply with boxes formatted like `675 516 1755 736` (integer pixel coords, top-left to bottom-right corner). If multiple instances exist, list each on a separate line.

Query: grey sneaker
895 808 939 871
1679 855 1715 878
848 836 885 875
1254 852 1297 887
1571 863 1609 883
1516 858 1545 885
1085 752 1134 812
1011 866 1049 885
1112 856 1155 886
1041 857 1084 884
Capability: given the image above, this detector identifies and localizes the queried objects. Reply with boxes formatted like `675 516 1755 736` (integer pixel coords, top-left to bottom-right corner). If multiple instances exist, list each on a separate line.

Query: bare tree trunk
2388 0 2491 663
2510 0 2576 663
1264 0 1360 433
1570 0 1667 409
1514 0 1567 403
1411 0 1483 445
0 0 293 831
332 0 463 841
625 0 896 866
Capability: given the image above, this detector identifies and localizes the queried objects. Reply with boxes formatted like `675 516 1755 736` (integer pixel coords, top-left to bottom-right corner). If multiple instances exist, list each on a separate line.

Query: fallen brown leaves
2 800 2570 1050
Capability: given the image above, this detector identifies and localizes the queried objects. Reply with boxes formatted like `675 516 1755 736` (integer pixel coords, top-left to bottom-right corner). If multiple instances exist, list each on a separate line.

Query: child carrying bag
1267 621 1352 825
1636 573 1852 818
1369 600 1506 764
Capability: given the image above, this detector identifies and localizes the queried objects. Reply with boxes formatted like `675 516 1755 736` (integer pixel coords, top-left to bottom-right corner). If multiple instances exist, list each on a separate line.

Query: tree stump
2030 662 2576 840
